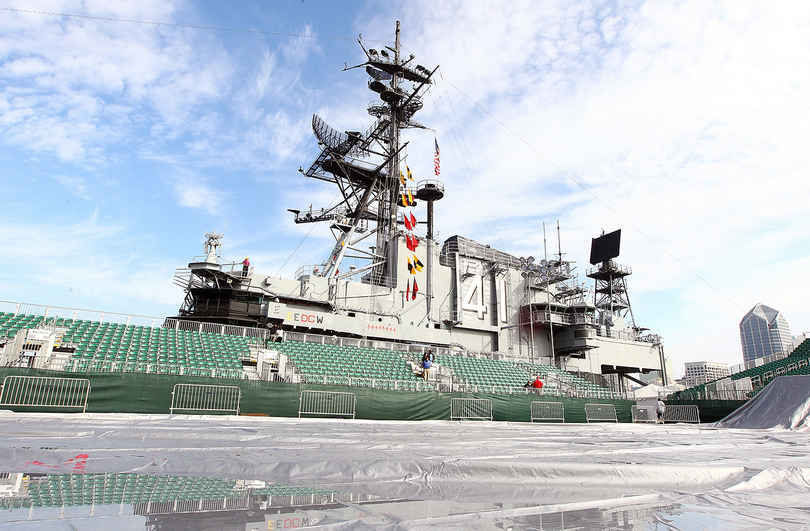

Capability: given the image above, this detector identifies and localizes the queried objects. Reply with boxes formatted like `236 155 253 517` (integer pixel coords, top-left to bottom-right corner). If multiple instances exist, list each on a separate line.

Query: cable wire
443 77 743 311
0 7 389 42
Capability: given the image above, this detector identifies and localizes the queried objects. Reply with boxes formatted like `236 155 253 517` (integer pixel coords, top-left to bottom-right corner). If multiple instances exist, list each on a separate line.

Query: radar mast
292 21 437 293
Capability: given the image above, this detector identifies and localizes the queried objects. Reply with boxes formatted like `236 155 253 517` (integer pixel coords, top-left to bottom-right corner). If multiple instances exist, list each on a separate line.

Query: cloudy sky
2 0 809 377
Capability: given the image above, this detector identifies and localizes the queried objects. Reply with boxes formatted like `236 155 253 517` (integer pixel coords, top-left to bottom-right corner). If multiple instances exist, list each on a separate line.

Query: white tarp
0 412 809 529
714 375 810 430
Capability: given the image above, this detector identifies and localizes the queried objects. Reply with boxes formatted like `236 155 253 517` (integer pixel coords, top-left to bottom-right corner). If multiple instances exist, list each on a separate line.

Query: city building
739 304 793 363
683 361 731 387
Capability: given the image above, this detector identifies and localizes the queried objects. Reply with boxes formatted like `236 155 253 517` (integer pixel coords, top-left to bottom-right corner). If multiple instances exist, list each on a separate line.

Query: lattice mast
585 229 636 329
373 23 403 286
292 21 436 292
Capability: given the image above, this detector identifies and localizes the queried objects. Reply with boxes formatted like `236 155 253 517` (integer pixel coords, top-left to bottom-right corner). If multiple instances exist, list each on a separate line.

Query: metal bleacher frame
584 403 618 423
450 398 493 421
0 375 91 412
530 401 565 422
298 390 357 419
663 404 700 424
169 383 242 415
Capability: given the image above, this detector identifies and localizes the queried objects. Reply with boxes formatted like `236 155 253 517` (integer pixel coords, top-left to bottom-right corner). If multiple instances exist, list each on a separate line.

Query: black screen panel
589 229 621 265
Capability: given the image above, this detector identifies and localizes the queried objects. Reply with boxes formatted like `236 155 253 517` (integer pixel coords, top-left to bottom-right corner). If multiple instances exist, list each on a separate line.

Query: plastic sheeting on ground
1 412 810 529
714 375 810 430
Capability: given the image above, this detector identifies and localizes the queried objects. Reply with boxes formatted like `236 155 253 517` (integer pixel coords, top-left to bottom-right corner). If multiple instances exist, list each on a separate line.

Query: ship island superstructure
172 23 668 388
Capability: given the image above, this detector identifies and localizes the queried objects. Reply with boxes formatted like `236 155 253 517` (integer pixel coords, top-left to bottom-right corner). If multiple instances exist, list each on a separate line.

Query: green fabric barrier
0 368 633 422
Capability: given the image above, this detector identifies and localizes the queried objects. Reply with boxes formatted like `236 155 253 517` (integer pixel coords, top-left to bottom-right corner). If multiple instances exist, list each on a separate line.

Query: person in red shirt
532 377 543 389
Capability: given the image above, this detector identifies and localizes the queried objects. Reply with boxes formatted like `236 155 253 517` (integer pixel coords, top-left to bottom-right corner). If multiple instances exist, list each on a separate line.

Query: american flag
433 138 440 175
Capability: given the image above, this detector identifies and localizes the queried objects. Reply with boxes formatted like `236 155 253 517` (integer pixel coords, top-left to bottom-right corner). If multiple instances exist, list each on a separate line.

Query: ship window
348 313 355 317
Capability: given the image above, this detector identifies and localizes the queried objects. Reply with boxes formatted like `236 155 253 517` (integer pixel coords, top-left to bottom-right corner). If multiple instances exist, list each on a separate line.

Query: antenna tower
292 22 437 291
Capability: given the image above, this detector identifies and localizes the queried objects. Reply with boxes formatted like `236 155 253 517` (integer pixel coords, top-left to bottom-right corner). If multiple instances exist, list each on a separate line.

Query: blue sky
2 0 810 377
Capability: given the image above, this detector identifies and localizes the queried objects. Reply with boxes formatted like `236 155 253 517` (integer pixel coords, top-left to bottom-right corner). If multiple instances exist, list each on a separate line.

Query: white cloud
0 0 232 162
0 213 181 314
171 174 223 216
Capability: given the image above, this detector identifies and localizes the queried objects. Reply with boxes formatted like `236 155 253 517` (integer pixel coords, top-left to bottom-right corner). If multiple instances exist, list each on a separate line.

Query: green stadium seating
674 338 810 400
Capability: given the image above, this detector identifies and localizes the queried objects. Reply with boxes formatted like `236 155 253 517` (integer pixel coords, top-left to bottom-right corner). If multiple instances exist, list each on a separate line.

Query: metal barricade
298 390 356 418
584 403 618 423
450 398 492 421
170 384 242 415
530 401 565 422
0 375 91 412
631 405 656 423
663 404 700 424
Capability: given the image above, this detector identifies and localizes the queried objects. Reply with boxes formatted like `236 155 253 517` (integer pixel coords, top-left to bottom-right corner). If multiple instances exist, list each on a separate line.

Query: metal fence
169 384 242 415
450 398 492 421
631 405 656 423
584 403 618 423
0 376 90 412
530 401 565 422
663 404 700 424
298 390 356 418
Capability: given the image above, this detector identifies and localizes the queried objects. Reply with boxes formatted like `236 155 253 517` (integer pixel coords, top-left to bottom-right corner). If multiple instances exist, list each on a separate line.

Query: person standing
275 326 284 343
421 354 431 382
656 399 666 423
242 257 250 277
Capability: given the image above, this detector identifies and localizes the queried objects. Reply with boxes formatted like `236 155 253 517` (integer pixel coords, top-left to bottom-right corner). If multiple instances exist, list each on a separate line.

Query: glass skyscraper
739 303 793 363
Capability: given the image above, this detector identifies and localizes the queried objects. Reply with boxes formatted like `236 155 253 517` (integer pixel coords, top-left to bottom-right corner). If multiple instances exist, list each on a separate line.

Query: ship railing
594 328 640 341
162 318 269 343
586 263 632 277
527 309 572 326
295 264 322 280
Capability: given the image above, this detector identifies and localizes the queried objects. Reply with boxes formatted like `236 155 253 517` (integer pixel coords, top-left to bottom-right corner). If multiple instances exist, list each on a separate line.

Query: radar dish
366 66 392 81
589 229 621 265
312 115 364 156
